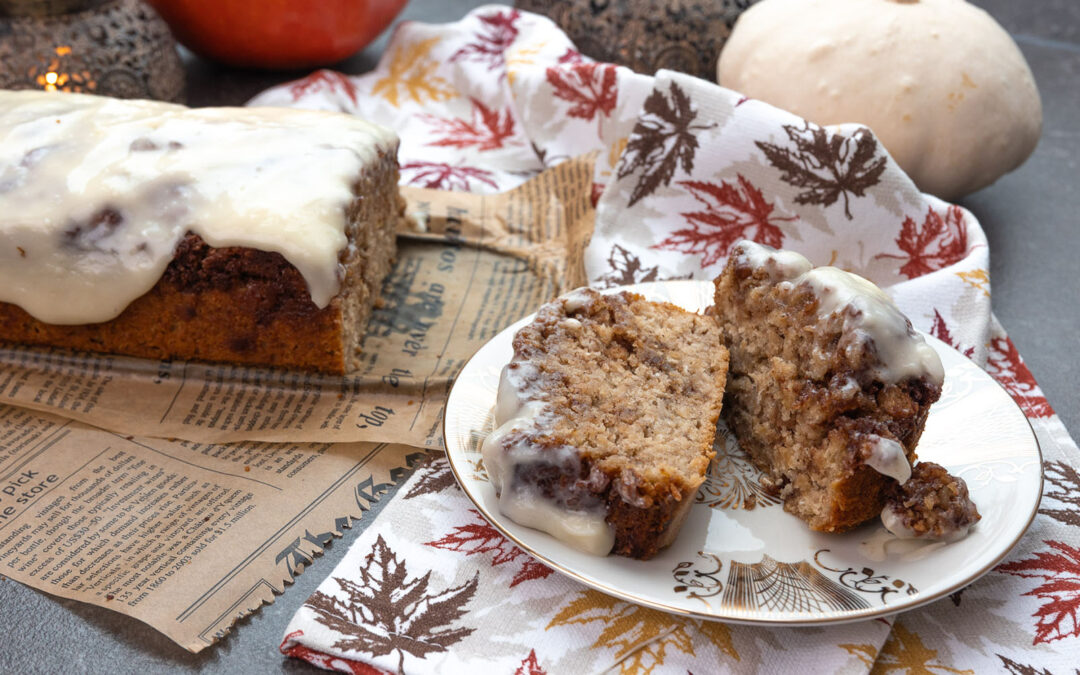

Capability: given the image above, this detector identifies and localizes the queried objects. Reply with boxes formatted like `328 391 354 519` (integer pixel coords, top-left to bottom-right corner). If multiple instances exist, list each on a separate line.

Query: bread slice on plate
482 288 729 559
713 240 945 532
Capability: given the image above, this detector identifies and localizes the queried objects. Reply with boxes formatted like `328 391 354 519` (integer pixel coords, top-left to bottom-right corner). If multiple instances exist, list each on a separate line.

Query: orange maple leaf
548 590 736 674
874 622 974 674
372 37 456 107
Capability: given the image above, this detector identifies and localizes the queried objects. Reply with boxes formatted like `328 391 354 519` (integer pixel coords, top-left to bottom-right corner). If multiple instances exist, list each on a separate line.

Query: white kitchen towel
253 6 1079 673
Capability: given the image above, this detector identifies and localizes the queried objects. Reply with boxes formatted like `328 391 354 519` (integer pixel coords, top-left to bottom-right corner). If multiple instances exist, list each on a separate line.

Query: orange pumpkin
147 0 409 69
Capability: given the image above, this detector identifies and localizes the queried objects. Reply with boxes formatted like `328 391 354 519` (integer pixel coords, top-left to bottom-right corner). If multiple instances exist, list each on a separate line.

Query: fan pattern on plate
696 426 781 510
670 550 929 614
722 555 869 613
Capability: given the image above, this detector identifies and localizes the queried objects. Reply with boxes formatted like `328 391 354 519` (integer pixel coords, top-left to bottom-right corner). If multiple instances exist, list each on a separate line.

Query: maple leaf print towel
257 6 1080 673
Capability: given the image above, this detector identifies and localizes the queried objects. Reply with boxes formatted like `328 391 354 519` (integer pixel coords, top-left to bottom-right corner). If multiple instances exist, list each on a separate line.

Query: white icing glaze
859 525 951 562
497 483 615 556
561 288 595 313
800 267 944 385
733 240 944 386
481 353 615 556
493 361 540 428
734 240 812 280
881 504 972 543
0 90 397 324
863 434 912 484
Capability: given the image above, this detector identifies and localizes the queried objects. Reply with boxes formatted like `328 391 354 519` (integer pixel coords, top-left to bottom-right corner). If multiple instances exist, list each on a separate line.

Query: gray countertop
2 0 1076 672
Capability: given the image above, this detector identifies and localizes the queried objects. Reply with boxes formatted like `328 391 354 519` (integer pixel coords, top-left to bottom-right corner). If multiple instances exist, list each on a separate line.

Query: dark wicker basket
515 0 758 80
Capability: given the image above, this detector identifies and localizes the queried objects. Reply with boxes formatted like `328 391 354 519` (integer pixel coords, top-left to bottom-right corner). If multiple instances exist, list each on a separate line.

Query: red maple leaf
424 510 553 587
985 335 1054 418
557 48 586 65
511 559 554 587
400 161 498 191
876 205 969 278
514 649 547 675
288 70 358 106
450 9 520 71
420 98 518 151
591 181 605 208
998 540 1080 645
653 175 793 268
546 63 618 122
281 630 389 675
930 309 975 358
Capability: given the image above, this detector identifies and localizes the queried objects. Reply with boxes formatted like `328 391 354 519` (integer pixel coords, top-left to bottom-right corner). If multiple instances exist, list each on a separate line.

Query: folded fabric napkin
254 6 1080 673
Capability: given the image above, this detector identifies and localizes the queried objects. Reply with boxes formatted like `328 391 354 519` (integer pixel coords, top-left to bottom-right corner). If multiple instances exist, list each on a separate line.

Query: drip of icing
480 358 615 556
561 288 595 313
863 435 912 484
0 90 397 324
859 526 951 562
733 240 944 386
735 240 813 280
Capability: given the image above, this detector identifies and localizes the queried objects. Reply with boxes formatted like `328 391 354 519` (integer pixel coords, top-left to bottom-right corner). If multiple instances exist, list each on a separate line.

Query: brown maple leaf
404 457 456 500
985 335 1054 418
653 175 794 268
420 98 518 151
930 309 975 358
874 622 974 674
755 121 886 220
599 244 660 287
997 654 1055 675
546 62 618 123
450 8 520 71
400 161 498 191
287 70 358 107
949 585 969 606
597 244 693 288
617 82 714 207
876 205 970 279
514 649 547 675
1039 460 1080 527
424 509 553 587
998 540 1080 645
306 534 479 673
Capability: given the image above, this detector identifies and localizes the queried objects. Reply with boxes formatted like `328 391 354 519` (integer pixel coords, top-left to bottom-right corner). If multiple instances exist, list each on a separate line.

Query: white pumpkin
717 0 1042 201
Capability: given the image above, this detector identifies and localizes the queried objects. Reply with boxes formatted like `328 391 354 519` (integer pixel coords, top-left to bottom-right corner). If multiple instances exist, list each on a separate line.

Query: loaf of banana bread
0 90 404 373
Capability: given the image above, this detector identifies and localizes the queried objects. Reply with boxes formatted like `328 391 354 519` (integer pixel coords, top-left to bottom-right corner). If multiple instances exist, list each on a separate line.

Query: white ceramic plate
443 280 1042 625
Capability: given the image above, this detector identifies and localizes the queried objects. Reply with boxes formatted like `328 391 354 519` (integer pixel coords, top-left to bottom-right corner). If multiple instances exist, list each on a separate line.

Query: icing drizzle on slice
733 240 944 386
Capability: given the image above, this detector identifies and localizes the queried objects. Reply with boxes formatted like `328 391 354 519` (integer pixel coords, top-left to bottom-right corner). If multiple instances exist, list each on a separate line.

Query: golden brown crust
606 481 700 558
0 151 403 374
0 263 347 372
